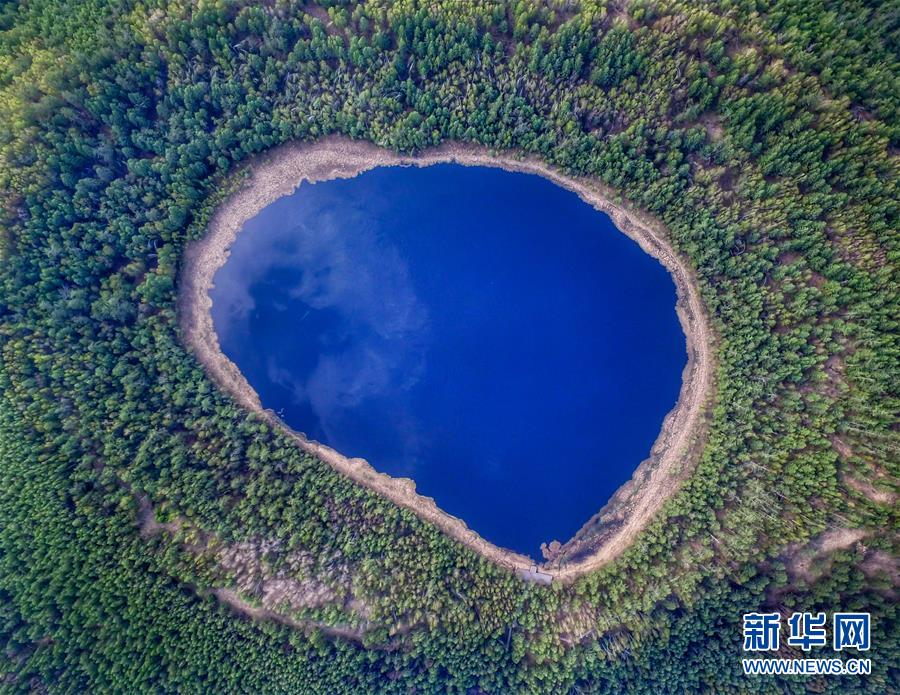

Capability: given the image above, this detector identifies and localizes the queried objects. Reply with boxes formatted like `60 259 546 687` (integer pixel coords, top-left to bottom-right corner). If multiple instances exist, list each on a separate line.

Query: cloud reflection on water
212 196 431 469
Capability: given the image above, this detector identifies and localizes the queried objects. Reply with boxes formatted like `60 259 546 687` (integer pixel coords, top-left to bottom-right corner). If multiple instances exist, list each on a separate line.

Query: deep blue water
210 164 686 557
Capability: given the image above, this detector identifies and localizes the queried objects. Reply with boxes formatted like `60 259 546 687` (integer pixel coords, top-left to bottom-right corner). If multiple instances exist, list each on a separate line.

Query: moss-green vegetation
0 1 896 692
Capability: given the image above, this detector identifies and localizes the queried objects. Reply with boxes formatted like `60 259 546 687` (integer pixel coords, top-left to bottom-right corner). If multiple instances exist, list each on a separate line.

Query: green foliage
0 0 897 692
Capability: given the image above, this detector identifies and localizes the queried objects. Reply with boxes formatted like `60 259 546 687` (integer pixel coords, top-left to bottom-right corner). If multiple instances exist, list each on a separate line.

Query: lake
210 164 686 557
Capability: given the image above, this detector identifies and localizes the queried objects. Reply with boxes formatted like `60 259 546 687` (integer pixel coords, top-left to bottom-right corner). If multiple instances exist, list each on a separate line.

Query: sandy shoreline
178 136 715 583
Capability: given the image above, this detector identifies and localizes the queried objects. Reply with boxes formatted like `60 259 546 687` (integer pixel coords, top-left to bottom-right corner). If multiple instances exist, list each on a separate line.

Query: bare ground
137 494 367 641
136 495 181 538
212 588 365 643
178 136 716 583
787 527 870 583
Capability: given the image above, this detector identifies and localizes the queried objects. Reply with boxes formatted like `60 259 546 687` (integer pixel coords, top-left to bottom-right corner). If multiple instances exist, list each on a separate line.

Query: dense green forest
0 0 897 692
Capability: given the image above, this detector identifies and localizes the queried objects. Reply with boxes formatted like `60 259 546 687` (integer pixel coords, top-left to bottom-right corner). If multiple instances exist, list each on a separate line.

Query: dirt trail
178 137 716 583
137 494 366 642
211 588 365 643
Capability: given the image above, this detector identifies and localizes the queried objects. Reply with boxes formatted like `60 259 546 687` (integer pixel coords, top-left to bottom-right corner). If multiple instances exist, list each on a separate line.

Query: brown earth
787 527 870 583
137 494 367 641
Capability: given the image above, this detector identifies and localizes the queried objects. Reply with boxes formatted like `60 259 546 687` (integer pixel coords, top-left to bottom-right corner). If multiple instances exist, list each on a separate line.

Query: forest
0 0 897 692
